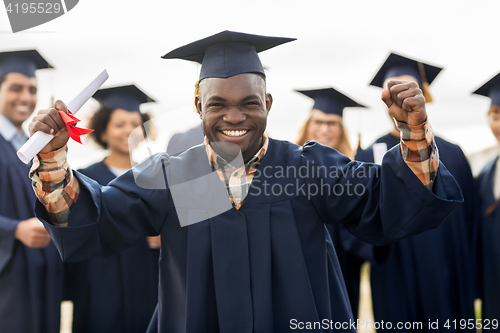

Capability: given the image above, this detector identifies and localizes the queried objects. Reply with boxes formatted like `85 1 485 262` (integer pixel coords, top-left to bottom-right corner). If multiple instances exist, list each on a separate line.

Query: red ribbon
57 110 93 144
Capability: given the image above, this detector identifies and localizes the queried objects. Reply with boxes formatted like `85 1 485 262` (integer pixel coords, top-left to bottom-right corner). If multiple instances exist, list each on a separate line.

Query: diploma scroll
17 69 109 164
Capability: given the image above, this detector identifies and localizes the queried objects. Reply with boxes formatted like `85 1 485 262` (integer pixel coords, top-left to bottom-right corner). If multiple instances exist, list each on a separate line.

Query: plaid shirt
395 119 438 190
29 146 78 227
205 134 269 209
30 120 438 225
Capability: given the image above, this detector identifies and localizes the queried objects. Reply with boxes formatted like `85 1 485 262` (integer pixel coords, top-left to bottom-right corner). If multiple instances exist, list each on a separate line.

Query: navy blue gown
37 138 463 333
65 161 160 333
166 125 204 156
356 133 477 332
0 134 63 333
476 156 500 326
325 223 372 319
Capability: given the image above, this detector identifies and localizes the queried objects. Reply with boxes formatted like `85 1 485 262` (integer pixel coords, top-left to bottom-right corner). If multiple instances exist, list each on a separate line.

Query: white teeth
15 105 31 112
222 130 247 137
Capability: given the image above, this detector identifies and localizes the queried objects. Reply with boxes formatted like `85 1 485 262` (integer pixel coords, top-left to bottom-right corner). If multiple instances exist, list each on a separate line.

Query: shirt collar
205 133 269 169
0 114 24 141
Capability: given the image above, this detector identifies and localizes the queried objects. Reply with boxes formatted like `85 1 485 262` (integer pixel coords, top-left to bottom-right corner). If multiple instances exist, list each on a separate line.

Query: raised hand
381 80 427 126
29 100 70 153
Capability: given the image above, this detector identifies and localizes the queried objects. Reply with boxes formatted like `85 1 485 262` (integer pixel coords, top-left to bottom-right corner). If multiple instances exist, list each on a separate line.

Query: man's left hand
382 80 427 125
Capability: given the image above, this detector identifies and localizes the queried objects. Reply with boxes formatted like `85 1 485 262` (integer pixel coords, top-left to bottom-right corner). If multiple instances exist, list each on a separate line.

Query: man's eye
209 103 223 107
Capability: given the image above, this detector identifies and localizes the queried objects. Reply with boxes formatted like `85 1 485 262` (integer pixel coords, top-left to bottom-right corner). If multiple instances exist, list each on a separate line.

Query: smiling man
0 50 63 333
29 31 463 333
196 73 270 163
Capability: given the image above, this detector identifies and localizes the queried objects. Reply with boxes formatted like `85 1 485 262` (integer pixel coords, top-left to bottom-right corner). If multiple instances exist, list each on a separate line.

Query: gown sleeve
302 141 463 246
35 153 170 262
0 215 20 273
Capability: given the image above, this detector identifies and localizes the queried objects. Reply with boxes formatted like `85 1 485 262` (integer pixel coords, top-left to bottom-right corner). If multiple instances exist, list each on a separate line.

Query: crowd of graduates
0 30 499 333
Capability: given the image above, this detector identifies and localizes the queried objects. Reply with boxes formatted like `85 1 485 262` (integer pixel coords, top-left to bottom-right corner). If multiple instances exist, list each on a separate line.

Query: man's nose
223 107 246 124
18 88 34 104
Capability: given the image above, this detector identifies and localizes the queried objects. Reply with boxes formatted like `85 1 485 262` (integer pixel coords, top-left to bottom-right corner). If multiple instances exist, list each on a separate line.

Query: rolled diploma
17 69 109 164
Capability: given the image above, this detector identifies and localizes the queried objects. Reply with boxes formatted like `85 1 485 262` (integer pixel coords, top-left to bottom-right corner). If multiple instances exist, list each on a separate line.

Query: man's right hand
14 217 51 248
29 100 70 153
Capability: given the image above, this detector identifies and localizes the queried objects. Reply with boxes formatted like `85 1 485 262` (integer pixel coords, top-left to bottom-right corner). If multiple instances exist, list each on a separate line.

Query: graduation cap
93 85 155 112
0 49 52 78
370 52 443 102
296 87 366 117
162 30 296 81
472 72 500 107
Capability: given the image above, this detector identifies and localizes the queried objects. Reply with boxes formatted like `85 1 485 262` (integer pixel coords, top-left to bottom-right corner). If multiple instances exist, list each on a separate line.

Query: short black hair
0 74 7 89
199 72 266 90
0 73 39 90
197 72 267 112
249 72 266 82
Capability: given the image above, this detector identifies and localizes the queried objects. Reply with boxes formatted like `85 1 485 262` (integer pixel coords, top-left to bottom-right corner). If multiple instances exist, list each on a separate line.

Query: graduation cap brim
93 84 155 112
472 72 500 97
0 49 52 78
296 87 366 116
162 30 296 63
370 53 442 88
162 30 296 80
472 72 500 106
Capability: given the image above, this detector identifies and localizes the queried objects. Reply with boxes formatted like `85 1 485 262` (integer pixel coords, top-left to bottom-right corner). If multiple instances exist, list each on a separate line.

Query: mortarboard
161 30 296 81
472 72 500 107
0 49 52 78
93 85 154 112
296 87 366 117
370 52 443 102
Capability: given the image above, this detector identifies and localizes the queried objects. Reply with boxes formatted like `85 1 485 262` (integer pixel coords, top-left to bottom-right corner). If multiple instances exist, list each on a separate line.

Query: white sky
2 0 500 169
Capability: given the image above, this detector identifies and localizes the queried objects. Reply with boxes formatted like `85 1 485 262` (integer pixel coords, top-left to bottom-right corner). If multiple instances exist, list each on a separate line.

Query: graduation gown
476 156 500 324
66 161 159 333
356 133 477 332
325 223 372 319
37 138 463 333
166 124 204 156
0 134 63 333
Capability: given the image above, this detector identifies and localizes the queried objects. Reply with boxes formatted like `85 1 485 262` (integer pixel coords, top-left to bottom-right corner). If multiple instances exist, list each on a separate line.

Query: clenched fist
382 80 427 126
15 217 51 248
29 100 70 153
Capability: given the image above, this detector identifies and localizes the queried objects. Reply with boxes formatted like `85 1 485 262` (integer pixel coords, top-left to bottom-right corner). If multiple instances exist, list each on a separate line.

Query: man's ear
194 95 202 118
265 93 273 114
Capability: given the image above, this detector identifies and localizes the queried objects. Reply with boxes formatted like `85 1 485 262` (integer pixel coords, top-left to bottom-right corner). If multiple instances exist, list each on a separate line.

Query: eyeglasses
310 119 341 129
